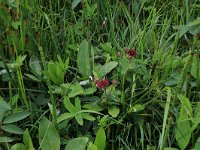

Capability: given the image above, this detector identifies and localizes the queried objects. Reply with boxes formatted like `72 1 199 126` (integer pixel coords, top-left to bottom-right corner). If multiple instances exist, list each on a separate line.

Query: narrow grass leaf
159 87 171 149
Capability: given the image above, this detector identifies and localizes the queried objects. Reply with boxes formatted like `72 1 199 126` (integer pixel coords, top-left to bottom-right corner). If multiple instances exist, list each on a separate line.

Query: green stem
38 46 57 125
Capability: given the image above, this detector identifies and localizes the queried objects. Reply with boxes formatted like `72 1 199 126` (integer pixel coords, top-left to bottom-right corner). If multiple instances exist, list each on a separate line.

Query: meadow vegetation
0 0 200 149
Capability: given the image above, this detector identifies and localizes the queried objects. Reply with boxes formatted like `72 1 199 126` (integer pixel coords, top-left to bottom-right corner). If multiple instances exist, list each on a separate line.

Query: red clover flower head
95 77 109 90
127 48 137 58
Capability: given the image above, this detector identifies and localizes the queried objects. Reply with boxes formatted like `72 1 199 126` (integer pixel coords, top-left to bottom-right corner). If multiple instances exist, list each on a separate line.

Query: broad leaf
0 136 13 143
29 55 42 76
2 124 23 134
83 101 104 112
57 113 74 123
128 104 145 113
178 94 193 117
88 142 98 150
39 117 60 150
65 137 88 150
48 62 64 84
3 111 30 124
99 61 118 79
94 127 106 150
72 0 82 10
75 114 83 125
69 84 84 98
77 40 92 76
193 137 200 150
64 96 78 113
191 56 200 80
10 143 26 150
82 113 95 121
176 104 192 150
23 129 35 150
108 106 120 118
0 97 11 122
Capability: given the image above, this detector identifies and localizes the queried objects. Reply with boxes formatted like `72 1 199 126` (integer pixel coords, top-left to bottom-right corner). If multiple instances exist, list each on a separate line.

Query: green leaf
75 97 81 110
176 104 192 150
2 124 23 134
10 143 26 150
164 148 179 150
128 104 145 113
108 106 120 118
72 0 82 10
64 96 78 113
10 55 26 69
65 137 88 150
178 94 193 117
0 136 13 143
191 56 200 80
23 129 35 150
0 97 11 110
11 21 21 29
48 62 64 84
39 117 60 150
25 74 41 82
29 55 42 76
75 114 83 125
94 127 106 150
83 88 96 95
82 113 95 121
0 97 11 122
99 61 118 79
88 142 98 150
192 103 200 131
57 113 74 123
68 84 84 98
77 40 92 76
3 111 30 124
177 17 200 37
100 43 112 53
83 101 104 112
193 137 200 150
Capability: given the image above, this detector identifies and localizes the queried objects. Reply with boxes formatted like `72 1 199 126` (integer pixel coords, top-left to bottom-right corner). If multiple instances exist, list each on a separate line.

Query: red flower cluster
125 48 137 58
95 78 109 90
117 47 137 59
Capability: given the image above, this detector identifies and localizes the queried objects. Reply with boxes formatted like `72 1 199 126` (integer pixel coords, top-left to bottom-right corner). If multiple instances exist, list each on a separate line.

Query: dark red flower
95 78 109 89
127 48 137 58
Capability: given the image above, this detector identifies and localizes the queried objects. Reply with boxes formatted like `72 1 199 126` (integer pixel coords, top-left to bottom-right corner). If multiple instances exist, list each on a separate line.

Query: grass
0 0 200 150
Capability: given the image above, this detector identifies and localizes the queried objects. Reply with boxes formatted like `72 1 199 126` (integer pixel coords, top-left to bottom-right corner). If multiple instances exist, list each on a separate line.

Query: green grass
0 0 200 150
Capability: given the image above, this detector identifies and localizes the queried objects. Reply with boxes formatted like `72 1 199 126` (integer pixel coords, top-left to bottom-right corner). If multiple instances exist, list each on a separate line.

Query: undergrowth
0 0 200 150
